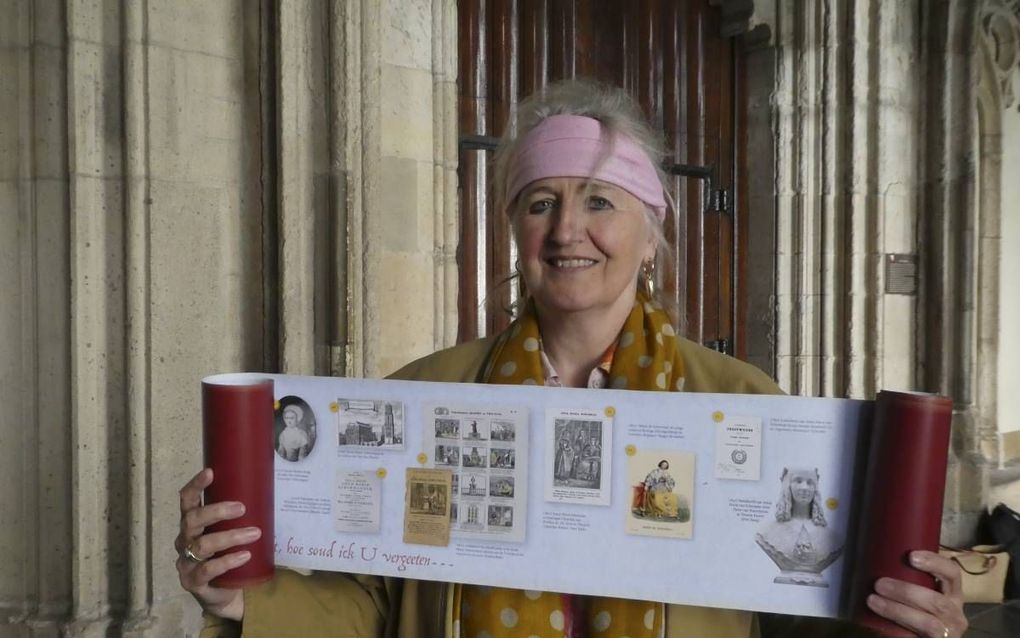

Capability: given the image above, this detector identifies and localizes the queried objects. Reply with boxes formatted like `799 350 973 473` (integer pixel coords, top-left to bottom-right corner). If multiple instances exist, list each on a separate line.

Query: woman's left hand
866 550 968 638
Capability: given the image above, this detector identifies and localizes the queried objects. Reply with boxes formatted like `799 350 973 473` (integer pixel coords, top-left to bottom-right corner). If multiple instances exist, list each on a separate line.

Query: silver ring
941 625 950 638
182 543 205 564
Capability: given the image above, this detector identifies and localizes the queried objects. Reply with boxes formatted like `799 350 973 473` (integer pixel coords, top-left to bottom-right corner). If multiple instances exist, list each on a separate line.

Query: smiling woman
514 176 654 332
486 88 678 388
178 79 967 638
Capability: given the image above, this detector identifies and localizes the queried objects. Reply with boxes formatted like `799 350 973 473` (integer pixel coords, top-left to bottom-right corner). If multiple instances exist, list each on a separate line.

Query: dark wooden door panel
457 0 747 359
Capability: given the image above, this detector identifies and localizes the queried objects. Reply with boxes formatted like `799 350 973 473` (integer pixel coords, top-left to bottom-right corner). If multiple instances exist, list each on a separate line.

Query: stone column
360 0 459 377
919 0 994 544
1 1 270 634
273 0 458 379
0 1 73 633
756 0 925 400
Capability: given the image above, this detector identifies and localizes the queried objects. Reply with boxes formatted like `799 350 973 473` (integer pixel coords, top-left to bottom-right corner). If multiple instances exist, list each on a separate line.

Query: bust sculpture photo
755 467 844 588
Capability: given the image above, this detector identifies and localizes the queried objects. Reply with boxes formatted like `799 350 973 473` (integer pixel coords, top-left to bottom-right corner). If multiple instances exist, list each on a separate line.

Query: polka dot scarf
481 292 685 392
456 293 683 638
455 586 663 638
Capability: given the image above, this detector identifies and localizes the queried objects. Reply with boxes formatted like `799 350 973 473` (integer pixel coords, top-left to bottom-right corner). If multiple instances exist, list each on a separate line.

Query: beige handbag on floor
939 544 1010 603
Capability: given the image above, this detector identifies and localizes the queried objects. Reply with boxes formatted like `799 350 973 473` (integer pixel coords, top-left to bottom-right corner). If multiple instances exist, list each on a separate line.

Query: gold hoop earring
640 259 656 299
514 260 527 300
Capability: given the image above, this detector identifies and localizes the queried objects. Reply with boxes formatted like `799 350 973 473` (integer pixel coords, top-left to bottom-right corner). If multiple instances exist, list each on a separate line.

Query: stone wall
0 0 456 634
2 1 268 634
750 0 926 398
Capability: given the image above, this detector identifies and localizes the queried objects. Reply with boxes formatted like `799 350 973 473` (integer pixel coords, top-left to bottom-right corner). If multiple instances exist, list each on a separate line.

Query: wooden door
458 0 750 360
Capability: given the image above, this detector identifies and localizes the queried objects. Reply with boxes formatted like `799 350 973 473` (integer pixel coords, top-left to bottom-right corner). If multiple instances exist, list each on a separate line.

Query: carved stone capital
980 0 1020 110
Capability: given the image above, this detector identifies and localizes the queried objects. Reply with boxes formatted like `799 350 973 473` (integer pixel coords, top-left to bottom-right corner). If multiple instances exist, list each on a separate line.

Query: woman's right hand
175 468 261 621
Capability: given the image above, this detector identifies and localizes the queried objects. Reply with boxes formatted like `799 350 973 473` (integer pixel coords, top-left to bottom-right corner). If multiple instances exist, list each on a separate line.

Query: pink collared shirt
539 343 615 389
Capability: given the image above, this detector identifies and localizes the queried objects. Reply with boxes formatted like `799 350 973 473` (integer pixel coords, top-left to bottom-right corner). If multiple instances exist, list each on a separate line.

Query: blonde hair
491 79 678 318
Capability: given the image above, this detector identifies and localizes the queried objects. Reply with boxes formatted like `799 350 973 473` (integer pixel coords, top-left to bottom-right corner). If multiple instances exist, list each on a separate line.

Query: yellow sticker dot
604 406 616 417
826 497 839 510
376 468 387 479
274 400 281 410
712 411 725 423
329 402 339 413
625 444 637 456
416 453 428 465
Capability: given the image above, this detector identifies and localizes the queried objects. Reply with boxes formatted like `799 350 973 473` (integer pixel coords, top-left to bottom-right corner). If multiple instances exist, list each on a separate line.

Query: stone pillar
757 0 925 399
0 2 73 633
273 0 458 379
919 0 995 544
1 0 271 634
365 0 459 377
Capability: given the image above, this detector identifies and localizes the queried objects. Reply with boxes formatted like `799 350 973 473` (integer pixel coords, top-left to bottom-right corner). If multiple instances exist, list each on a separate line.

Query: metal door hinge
704 338 732 355
713 189 730 214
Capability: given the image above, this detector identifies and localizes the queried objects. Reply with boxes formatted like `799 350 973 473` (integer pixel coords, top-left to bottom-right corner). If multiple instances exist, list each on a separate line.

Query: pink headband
505 114 667 222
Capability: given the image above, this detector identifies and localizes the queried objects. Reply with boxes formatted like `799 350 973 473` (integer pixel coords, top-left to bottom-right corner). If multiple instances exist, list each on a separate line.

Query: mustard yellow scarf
482 293 685 391
456 294 684 638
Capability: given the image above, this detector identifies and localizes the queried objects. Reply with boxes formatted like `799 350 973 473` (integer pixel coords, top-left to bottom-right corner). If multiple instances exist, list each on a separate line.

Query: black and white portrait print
274 396 317 462
552 419 604 490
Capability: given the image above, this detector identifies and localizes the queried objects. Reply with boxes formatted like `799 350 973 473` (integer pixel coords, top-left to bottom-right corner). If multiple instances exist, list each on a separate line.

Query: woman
275 405 310 461
176 80 967 638
641 460 681 520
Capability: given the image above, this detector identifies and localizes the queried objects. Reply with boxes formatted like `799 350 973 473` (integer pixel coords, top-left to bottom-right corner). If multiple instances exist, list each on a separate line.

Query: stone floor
963 600 1020 636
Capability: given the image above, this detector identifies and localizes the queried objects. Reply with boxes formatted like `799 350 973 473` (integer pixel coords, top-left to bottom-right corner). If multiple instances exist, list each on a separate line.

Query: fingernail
866 594 881 610
243 527 262 540
874 578 891 594
230 502 246 515
909 552 924 567
235 551 251 563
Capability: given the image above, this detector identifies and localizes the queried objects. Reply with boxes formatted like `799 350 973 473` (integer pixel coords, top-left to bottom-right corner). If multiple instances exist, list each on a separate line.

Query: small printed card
544 408 613 506
625 448 695 539
713 414 762 481
403 468 453 546
334 469 382 534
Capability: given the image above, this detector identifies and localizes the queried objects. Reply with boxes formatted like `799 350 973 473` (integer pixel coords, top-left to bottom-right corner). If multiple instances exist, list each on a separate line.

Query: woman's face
789 472 817 506
283 411 298 428
513 177 656 319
